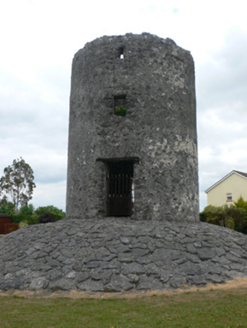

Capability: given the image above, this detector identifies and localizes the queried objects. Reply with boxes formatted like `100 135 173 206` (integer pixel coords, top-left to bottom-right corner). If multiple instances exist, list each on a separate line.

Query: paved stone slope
0 219 247 292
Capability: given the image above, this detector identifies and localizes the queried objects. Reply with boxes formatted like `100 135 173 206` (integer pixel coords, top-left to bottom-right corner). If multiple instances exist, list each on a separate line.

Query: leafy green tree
0 158 36 210
0 196 15 216
234 196 247 209
11 204 38 225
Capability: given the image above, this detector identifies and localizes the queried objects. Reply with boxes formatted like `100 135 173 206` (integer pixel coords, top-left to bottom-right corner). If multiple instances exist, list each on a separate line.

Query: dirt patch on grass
1 277 247 299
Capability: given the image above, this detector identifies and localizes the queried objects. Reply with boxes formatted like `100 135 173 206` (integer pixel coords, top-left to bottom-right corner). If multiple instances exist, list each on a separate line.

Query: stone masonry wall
66 33 199 222
1 220 247 292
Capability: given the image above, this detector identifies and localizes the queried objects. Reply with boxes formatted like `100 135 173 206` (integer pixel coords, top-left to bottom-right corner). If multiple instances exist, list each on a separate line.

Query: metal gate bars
107 173 132 216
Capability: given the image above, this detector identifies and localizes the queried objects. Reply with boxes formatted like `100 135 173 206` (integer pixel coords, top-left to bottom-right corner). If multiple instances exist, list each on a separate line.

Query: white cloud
31 180 67 210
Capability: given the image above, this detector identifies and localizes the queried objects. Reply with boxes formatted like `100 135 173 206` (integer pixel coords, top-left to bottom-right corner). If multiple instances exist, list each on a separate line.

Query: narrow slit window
119 47 124 59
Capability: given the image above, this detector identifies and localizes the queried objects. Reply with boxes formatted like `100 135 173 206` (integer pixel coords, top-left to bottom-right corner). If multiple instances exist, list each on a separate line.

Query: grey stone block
160 271 172 283
120 237 131 244
77 271 90 283
118 253 134 263
123 263 145 275
186 244 198 254
206 274 225 284
197 248 216 261
47 269 63 282
77 279 105 292
188 275 207 285
95 247 111 258
229 263 245 271
106 274 133 292
215 247 226 257
169 276 187 288
100 260 121 270
135 256 152 265
85 261 100 269
226 253 243 263
145 263 160 276
128 274 139 283
91 269 112 284
153 249 181 262
230 249 242 258
193 241 202 248
72 259 84 272
65 271 77 279
29 277 49 290
137 275 163 290
49 278 75 291
132 248 150 258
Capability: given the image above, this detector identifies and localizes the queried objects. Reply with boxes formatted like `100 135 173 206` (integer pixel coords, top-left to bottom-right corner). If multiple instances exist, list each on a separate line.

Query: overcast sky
0 0 246 212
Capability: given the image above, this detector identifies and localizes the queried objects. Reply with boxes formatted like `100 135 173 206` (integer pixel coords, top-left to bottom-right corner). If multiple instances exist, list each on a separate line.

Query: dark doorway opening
107 160 134 216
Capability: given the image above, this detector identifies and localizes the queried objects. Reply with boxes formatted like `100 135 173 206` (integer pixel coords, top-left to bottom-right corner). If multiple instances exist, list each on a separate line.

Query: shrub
1 202 65 226
38 212 55 224
200 197 247 233
19 220 28 228
114 106 127 117
35 206 65 222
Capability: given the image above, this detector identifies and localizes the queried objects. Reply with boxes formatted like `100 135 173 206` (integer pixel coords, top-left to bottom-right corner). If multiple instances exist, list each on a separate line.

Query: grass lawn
0 288 247 327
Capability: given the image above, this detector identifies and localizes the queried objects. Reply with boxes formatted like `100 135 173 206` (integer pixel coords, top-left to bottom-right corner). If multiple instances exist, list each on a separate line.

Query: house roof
234 170 247 178
205 170 247 193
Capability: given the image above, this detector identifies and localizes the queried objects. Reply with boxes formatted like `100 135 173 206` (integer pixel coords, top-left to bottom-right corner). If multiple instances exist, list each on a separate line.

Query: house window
227 193 232 202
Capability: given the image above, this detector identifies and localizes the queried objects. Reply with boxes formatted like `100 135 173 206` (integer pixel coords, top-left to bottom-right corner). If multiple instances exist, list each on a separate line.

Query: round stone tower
66 33 199 222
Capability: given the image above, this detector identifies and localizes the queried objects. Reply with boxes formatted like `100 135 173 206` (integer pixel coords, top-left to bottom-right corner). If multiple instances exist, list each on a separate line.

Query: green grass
0 288 247 327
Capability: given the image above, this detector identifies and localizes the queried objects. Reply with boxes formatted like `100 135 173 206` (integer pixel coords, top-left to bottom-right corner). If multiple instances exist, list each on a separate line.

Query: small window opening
227 193 232 202
119 47 124 59
114 95 127 117
106 160 134 216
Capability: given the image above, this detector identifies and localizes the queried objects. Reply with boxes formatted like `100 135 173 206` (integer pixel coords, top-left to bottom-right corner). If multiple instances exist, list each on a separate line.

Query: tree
0 196 15 216
234 196 247 209
0 158 36 210
11 204 38 225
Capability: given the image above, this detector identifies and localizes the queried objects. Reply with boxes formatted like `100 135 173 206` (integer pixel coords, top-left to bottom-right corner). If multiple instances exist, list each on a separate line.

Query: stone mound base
0 219 247 292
